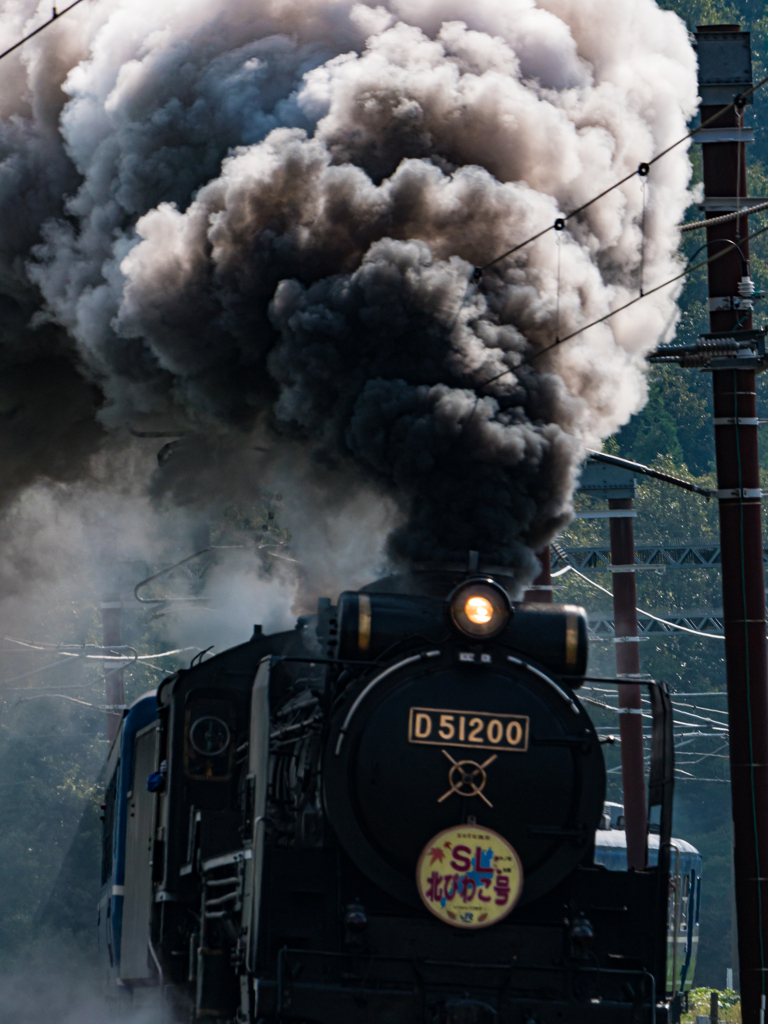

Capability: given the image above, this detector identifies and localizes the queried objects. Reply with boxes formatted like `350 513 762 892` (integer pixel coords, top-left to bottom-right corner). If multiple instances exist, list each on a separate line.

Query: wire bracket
713 417 761 426
714 488 763 499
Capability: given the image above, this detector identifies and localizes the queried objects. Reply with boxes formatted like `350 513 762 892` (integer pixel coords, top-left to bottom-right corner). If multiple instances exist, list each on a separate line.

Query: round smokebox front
323 651 605 909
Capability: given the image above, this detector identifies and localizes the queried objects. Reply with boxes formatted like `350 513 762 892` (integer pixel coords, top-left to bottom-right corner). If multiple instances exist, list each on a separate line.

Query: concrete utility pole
700 28 767 1020
579 460 647 869
608 496 647 870
650 26 768 1021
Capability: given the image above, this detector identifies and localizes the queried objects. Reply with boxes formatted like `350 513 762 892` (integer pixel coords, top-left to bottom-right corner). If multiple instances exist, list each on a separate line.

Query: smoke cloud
0 936 165 1022
0 0 697 583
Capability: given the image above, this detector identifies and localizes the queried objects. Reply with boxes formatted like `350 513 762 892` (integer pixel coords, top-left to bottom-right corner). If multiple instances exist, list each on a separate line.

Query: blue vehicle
595 803 702 999
98 692 160 989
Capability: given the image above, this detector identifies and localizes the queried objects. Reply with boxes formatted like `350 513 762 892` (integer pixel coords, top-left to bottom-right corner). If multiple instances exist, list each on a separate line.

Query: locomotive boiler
98 563 692 1023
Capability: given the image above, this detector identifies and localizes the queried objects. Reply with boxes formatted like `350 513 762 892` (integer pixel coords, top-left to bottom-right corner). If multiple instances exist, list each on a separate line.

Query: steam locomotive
98 563 697 1023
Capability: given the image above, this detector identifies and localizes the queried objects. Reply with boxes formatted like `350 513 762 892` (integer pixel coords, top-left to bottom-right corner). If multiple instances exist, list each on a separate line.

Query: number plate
408 707 529 753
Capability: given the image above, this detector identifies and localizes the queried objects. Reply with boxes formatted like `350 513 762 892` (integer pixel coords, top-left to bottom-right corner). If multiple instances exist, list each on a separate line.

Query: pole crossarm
583 449 713 497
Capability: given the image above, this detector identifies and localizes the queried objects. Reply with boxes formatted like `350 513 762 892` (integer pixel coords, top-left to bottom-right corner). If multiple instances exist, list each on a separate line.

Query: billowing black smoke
0 0 697 583
265 238 575 568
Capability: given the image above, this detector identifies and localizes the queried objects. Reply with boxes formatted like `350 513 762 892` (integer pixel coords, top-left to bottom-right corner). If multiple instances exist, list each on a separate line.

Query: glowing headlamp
449 579 511 639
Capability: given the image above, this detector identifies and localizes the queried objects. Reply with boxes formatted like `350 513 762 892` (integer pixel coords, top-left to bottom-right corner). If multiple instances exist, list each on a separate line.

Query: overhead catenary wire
557 563 726 639
633 692 728 725
670 691 727 697
581 684 728 700
580 694 652 718
13 693 124 714
677 749 730 763
0 658 77 686
680 199 768 233
583 679 730 783
597 689 729 728
1 637 197 661
0 643 198 687
473 74 768 276
475 211 768 390
14 693 99 708
674 777 729 782
671 700 729 717
675 756 729 764
581 688 726 729
677 734 723 749
595 725 727 735
0 0 89 64
595 698 728 730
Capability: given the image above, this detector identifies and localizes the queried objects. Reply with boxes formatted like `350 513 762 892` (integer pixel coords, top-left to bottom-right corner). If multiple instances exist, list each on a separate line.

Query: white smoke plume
0 0 697 583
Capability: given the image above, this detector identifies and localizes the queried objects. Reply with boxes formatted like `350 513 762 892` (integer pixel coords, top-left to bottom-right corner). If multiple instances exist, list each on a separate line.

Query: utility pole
99 545 131 745
608 496 647 869
102 591 124 744
578 461 647 869
649 26 768 1022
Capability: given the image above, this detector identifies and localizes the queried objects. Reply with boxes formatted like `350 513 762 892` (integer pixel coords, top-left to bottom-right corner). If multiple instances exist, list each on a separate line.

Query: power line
557 564 726 639
0 0 89 64
476 211 768 390
0 658 76 686
475 75 768 275
681 199 768 233
0 643 198 687
671 700 728 717
1 637 197 660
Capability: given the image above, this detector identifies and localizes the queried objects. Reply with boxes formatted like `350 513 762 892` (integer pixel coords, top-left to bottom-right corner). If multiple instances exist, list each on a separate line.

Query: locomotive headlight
449 579 511 638
465 596 494 625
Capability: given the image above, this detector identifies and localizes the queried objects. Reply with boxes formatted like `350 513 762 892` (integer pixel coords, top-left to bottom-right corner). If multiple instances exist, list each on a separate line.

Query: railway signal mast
650 25 768 1024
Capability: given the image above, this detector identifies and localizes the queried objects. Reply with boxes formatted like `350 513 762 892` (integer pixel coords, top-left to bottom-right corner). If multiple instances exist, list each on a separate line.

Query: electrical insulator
738 259 755 309
739 276 755 299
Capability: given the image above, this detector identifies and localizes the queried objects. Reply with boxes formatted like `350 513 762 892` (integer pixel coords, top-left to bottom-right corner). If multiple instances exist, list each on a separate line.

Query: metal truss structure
587 609 725 638
553 541 752 572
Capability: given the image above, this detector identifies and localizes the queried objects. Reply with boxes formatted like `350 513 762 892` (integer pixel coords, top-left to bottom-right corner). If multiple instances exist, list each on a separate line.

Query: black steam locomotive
99 564 683 1023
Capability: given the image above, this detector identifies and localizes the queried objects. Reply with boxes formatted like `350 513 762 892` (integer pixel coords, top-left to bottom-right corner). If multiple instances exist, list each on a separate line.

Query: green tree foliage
683 988 741 1023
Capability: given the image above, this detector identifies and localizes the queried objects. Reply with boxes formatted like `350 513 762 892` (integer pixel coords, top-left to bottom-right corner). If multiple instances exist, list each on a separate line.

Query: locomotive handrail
147 935 165 998
334 650 441 755
506 655 579 713
679 871 701 993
